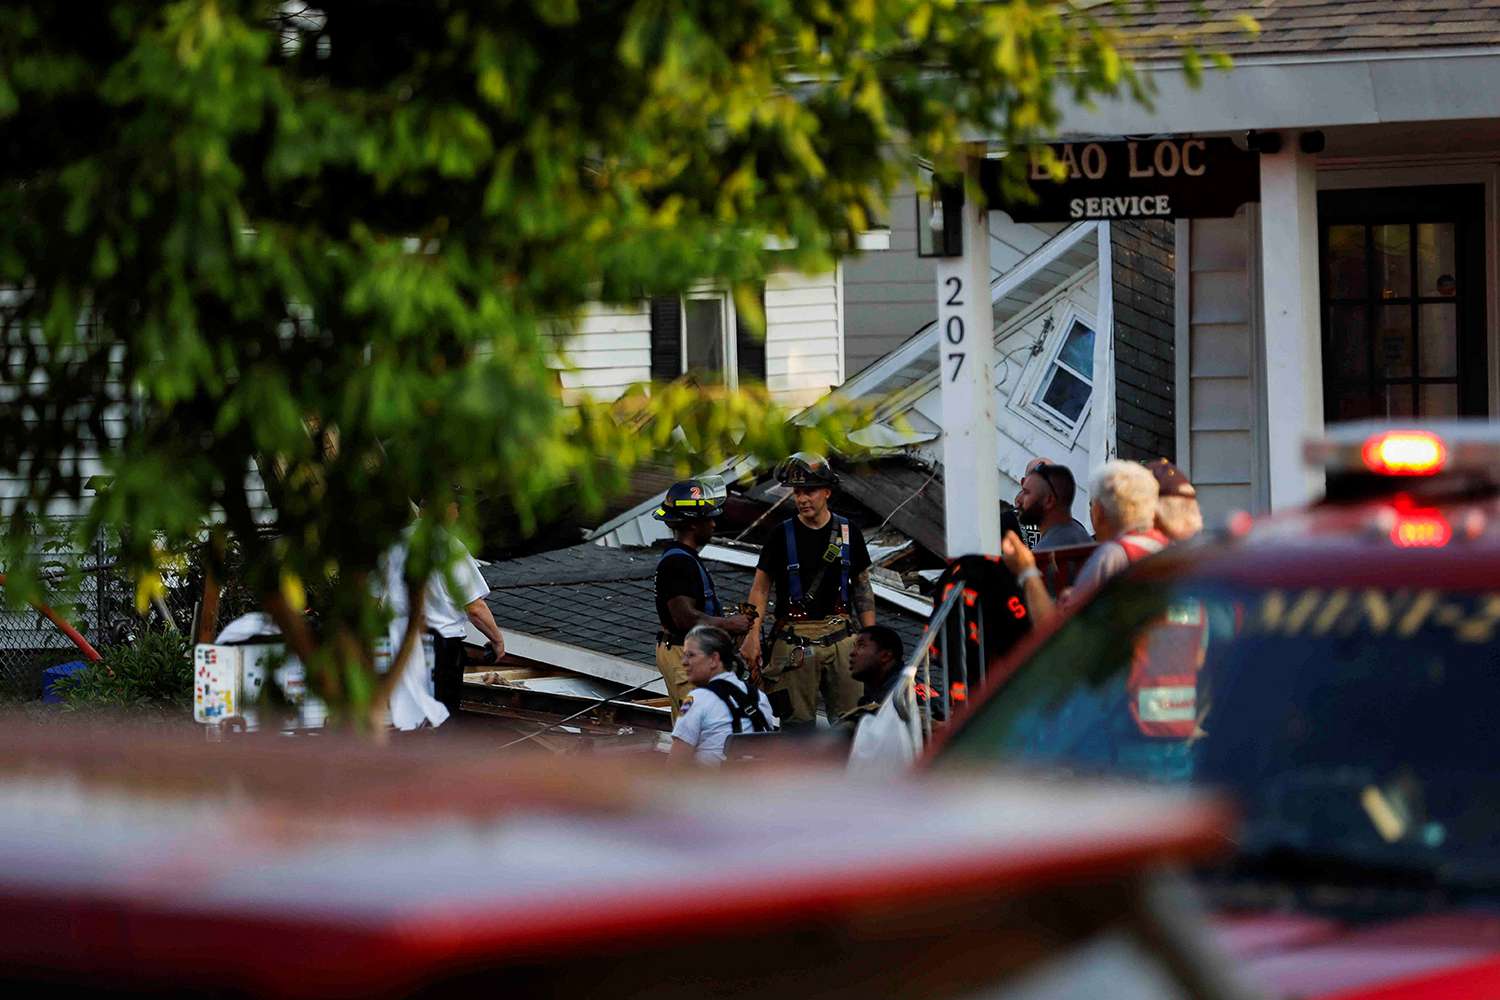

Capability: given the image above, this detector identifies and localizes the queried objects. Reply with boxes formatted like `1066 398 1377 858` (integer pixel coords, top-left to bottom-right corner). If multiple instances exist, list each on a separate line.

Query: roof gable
821 221 1100 419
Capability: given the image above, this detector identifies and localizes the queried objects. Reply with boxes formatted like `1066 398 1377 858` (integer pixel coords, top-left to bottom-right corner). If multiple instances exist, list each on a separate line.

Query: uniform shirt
424 546 489 638
1036 520 1093 551
655 543 714 638
671 673 779 765
381 530 490 638
756 516 872 620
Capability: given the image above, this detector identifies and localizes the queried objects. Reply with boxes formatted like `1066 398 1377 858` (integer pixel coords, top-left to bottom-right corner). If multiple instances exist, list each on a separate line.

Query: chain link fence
0 535 259 701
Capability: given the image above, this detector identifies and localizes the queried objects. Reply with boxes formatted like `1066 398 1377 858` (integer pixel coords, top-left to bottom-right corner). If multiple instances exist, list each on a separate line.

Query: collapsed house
463 458 940 749
461 212 1177 744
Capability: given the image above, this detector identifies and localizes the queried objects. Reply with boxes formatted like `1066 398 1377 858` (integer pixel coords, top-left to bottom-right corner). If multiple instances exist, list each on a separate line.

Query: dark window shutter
650 296 682 382
735 286 767 384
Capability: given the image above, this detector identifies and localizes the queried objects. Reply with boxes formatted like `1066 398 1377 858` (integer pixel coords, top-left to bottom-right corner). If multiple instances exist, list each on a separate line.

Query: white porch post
1257 145 1324 508
1088 221 1117 467
938 159 1002 557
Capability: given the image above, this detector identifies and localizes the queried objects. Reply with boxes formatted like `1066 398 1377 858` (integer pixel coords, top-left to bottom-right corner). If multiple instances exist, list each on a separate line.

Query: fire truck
917 422 1500 998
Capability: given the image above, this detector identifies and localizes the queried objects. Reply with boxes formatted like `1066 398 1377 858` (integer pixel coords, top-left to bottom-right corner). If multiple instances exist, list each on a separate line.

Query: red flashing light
951 683 968 703
1362 431 1447 476
1391 511 1452 548
1007 596 1027 620
963 588 978 608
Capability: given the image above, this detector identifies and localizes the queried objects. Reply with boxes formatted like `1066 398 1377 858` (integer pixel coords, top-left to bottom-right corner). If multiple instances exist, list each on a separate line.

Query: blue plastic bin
41 660 90 704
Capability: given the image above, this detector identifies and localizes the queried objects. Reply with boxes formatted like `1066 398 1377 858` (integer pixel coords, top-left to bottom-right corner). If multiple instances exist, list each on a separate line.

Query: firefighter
741 453 876 730
653 477 755 719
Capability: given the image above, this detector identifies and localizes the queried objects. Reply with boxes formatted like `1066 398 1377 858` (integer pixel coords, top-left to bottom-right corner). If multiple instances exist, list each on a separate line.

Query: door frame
1318 161 1500 416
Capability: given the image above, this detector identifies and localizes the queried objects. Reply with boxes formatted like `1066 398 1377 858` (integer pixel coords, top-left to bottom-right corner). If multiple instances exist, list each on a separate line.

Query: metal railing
892 576 992 754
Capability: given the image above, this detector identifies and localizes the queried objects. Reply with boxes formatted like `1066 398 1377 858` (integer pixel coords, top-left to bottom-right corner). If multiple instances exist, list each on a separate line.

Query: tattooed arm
852 569 876 626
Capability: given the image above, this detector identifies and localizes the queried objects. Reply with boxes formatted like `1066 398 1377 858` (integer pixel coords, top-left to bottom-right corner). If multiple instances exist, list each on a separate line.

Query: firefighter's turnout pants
655 639 694 720
761 617 862 728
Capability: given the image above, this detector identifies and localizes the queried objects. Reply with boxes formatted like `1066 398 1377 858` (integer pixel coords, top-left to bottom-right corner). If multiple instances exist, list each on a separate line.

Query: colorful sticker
193 644 237 723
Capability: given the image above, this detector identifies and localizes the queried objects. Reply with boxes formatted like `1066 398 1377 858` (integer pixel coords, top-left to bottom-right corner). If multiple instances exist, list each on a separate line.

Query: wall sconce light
916 173 965 258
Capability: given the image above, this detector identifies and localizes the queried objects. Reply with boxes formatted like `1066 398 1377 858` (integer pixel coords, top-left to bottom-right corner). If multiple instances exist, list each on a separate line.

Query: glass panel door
1319 187 1486 422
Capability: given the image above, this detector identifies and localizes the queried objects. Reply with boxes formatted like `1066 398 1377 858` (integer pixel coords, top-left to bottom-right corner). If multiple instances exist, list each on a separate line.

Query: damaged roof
481 543 930 670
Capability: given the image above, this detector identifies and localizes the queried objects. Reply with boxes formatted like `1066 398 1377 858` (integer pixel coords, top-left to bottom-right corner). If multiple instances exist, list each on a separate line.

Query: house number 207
944 276 965 380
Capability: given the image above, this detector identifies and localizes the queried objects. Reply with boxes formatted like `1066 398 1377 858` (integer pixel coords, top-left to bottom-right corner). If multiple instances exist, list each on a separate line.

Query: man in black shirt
837 625 906 736
654 478 754 719
1015 461 1092 551
741 453 876 729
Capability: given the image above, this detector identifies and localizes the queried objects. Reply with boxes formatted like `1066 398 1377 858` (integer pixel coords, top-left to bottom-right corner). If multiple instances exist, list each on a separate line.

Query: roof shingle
481 543 929 670
1109 0 1500 59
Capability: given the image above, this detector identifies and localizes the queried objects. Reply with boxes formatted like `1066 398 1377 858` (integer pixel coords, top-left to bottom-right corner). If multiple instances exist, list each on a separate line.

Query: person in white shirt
417 499 506 719
377 498 505 730
670 625 778 765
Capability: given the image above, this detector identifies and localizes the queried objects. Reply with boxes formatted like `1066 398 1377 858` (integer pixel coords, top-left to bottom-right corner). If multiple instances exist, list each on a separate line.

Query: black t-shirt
656 545 715 637
757 516 872 620
1001 506 1040 549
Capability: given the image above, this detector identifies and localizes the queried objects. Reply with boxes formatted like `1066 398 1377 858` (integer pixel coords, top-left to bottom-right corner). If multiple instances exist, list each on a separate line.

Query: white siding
554 302 653 404
764 268 843 407
553 268 846 408
989 218 1067 276
1180 209 1261 523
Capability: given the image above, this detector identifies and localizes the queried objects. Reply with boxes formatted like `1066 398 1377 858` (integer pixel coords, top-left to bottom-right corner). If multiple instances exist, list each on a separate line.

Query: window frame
680 288 738 389
1008 303 1097 448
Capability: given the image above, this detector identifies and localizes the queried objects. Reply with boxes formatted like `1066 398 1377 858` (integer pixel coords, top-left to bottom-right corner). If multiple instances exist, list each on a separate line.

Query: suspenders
657 545 721 617
706 678 774 734
783 516 851 610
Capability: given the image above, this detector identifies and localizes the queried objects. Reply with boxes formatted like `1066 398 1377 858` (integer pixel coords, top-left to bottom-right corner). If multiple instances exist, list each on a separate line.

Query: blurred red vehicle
930 422 1500 999
0 722 1243 999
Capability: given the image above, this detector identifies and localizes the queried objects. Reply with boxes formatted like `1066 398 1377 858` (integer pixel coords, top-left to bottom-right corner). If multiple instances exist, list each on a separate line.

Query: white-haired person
1002 459 1166 624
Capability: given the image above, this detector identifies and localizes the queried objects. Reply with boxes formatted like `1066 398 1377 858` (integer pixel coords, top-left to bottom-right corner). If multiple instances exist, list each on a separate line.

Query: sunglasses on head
1031 463 1065 497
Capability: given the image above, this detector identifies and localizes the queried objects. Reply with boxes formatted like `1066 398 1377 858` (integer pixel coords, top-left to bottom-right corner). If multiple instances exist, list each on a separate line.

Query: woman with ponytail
670 625 778 764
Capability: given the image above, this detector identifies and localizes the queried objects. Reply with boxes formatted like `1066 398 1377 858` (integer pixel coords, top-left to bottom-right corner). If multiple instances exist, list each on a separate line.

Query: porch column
937 159 1002 557
1257 145 1324 508
1088 222 1117 467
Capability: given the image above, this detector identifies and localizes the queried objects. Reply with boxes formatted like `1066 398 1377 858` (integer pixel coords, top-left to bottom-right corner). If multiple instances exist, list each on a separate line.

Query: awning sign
984 138 1260 222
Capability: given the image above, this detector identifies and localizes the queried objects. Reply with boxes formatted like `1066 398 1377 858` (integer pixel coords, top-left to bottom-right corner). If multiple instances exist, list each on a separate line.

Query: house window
1033 317 1095 426
651 288 764 387
683 294 729 382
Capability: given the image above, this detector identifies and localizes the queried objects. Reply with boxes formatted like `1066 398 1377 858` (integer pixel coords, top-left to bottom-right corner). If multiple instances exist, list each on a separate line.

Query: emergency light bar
1306 421 1500 480
1361 431 1446 476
